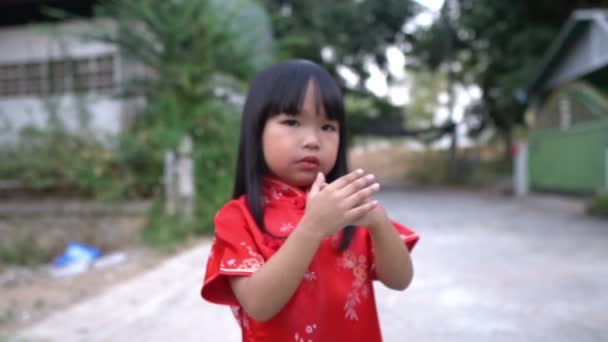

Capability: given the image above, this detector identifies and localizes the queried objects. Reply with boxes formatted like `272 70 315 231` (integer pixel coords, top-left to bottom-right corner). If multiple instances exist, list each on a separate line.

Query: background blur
0 0 607 340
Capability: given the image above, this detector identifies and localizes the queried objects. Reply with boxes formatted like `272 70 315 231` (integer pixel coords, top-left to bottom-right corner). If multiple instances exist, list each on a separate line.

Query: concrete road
15 189 608 341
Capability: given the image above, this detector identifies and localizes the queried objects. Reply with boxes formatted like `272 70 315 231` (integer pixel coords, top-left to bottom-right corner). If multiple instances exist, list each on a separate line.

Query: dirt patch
349 145 416 186
0 200 151 266
348 142 508 189
0 246 164 338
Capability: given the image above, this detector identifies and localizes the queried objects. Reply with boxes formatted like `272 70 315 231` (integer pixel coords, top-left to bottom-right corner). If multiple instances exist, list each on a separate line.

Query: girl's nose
302 129 320 150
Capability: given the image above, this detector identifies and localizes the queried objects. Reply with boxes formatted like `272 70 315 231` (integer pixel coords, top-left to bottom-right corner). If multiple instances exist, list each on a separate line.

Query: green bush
84 0 270 249
0 127 139 200
587 190 608 218
0 236 47 267
0 0 272 254
136 98 240 250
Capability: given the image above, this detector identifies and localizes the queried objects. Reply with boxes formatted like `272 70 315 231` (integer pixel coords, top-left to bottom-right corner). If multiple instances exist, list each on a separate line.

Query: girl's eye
282 119 299 127
322 123 337 132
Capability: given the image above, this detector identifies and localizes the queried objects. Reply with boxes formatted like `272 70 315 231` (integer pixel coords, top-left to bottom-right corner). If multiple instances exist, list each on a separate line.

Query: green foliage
0 0 270 252
0 235 47 267
108 0 274 248
409 0 608 158
345 91 406 138
407 68 448 129
91 0 264 90
587 190 608 218
262 0 420 76
143 200 191 253
86 0 266 246
261 0 421 136
134 98 240 250
0 127 139 200
0 35 141 200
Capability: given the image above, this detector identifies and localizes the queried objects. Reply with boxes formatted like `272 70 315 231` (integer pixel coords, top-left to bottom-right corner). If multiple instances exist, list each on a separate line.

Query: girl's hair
232 59 355 252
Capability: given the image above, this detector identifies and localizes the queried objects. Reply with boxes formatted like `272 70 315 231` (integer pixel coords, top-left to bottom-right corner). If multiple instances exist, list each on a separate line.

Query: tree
262 0 421 83
87 0 274 242
260 0 423 131
409 0 608 163
407 67 447 130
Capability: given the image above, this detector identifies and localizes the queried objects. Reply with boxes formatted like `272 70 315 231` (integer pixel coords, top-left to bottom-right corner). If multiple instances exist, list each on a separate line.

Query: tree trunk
443 1 458 182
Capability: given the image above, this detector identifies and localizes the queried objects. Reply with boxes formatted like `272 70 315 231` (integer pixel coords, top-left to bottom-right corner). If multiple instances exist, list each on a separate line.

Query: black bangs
261 60 345 122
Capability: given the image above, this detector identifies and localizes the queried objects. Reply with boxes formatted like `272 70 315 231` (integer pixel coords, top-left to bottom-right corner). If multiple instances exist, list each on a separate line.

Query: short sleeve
369 220 419 280
201 201 265 306
392 220 419 252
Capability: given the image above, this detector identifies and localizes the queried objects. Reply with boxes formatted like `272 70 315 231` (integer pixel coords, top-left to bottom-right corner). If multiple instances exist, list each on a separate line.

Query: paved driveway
16 189 608 341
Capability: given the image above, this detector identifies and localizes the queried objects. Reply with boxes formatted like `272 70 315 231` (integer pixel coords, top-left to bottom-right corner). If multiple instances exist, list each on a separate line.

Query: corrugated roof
526 9 608 100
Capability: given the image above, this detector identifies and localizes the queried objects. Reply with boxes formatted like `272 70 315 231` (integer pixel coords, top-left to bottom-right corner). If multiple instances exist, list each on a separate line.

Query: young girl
201 60 419 341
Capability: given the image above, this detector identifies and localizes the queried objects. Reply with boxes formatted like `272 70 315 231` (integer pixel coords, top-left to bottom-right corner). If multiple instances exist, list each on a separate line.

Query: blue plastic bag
53 242 103 267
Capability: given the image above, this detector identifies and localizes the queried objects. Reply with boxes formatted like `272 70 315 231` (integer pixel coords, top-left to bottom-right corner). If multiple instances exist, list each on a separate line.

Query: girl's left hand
353 200 389 230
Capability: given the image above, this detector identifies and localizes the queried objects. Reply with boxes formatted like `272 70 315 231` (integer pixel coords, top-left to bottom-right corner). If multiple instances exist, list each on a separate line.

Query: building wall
0 96 123 141
0 19 128 145
529 118 608 194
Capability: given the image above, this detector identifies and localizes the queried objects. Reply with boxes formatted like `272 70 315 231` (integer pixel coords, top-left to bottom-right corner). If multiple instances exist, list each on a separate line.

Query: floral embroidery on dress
271 187 283 200
220 242 265 272
303 271 317 282
300 270 317 291
279 222 295 232
337 250 370 320
230 306 250 331
266 178 305 198
294 323 318 342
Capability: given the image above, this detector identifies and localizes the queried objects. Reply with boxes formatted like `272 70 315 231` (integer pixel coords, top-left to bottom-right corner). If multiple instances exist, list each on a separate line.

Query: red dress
201 178 419 342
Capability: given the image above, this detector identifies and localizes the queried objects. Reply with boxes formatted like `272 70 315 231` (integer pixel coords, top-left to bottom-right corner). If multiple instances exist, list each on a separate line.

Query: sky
346 0 445 105
362 0 445 104
414 0 445 12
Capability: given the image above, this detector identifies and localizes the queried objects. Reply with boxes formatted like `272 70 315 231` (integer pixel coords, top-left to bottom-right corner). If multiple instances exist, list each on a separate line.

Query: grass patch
586 190 608 218
0 236 48 267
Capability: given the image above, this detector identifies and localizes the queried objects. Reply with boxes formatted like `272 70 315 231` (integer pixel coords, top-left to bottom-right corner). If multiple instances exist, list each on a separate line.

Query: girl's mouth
297 156 320 170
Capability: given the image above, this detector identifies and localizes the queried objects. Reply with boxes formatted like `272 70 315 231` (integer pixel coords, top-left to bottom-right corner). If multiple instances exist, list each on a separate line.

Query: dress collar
262 177 309 210
263 177 306 199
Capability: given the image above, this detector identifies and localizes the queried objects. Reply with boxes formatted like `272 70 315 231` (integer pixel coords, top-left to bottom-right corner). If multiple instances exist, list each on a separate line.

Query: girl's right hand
300 169 380 239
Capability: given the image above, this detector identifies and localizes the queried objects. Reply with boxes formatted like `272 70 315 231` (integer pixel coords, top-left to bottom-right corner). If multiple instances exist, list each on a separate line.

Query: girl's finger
345 199 378 222
339 173 376 198
308 172 325 198
343 182 380 209
327 169 365 191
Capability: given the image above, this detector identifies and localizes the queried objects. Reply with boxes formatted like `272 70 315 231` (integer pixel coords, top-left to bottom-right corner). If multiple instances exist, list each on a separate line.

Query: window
0 54 115 98
0 64 21 97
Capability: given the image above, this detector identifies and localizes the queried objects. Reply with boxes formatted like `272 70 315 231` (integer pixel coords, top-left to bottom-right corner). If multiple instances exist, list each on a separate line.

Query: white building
0 0 137 145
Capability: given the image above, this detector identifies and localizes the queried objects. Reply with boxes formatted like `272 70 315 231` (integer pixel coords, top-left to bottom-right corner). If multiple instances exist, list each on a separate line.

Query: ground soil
0 246 165 337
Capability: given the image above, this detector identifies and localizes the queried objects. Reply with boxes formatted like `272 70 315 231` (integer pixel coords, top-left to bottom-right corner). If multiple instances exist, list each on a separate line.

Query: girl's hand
353 200 390 231
300 170 380 239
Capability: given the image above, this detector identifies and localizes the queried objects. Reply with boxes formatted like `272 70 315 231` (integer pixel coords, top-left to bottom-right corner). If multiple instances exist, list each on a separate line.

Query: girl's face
262 80 339 188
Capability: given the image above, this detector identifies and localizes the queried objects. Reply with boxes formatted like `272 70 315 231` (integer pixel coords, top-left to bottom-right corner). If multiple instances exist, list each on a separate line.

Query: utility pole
442 0 458 181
